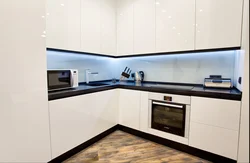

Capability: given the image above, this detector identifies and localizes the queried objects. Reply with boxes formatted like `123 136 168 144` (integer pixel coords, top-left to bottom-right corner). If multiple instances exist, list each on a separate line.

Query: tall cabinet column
0 0 51 162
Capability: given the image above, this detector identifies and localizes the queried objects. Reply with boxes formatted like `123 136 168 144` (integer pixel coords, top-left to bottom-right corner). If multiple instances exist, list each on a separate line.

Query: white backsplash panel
47 50 116 82
114 51 236 84
47 50 236 85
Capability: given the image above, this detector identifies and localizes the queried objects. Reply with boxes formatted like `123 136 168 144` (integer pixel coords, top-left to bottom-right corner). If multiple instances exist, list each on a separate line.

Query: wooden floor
64 131 211 163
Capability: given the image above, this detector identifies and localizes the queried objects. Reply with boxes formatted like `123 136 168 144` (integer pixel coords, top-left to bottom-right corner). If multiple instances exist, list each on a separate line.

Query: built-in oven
151 101 186 137
149 93 191 138
47 69 79 91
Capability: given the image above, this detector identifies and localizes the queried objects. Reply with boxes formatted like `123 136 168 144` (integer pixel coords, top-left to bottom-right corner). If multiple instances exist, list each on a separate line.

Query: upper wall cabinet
195 0 243 50
81 0 117 55
100 0 117 55
46 0 81 51
117 0 134 55
81 0 101 54
155 0 195 53
134 0 156 54
46 0 243 56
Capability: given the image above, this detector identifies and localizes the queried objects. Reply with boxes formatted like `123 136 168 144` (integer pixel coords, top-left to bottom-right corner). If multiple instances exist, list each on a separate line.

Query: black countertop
48 81 242 101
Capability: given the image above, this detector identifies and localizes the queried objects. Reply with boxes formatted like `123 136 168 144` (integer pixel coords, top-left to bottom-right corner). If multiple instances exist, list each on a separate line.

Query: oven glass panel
48 70 71 90
151 101 185 137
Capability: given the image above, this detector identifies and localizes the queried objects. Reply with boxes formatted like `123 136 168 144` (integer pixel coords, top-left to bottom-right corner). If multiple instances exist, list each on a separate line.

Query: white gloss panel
117 0 134 55
0 0 51 162
190 97 241 131
134 0 156 54
196 0 243 49
49 90 118 158
156 0 195 52
81 0 101 53
100 0 117 55
118 89 141 130
46 0 81 51
189 122 239 159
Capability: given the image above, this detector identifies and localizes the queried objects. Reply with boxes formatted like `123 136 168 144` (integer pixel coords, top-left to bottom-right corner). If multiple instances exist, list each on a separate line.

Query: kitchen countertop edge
48 83 242 101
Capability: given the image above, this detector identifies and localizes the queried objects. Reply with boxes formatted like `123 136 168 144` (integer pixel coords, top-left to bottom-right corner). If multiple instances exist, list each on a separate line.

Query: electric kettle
131 71 144 82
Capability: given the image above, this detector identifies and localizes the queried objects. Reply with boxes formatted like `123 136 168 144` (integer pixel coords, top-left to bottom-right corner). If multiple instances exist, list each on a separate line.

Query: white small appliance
204 75 232 89
47 69 79 91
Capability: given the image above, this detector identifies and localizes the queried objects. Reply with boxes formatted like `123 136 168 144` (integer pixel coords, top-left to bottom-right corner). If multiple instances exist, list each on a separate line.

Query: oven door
47 70 72 91
151 101 186 137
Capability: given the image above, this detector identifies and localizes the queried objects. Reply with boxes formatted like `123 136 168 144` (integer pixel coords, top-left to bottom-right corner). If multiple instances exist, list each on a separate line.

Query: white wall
238 0 249 162
115 51 236 84
47 50 116 82
47 50 237 85
48 50 238 85
0 0 51 162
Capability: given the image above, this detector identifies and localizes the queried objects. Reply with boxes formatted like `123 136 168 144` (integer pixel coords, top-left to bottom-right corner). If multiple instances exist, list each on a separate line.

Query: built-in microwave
47 69 79 91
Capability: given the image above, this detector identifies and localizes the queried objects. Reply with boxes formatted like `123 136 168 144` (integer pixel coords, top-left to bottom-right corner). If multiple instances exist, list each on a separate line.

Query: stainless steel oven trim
148 99 190 138
152 101 184 109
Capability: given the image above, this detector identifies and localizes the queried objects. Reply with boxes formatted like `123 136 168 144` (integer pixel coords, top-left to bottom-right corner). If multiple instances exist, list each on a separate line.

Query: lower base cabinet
189 97 241 160
189 122 239 160
118 89 141 130
49 90 118 159
49 90 242 161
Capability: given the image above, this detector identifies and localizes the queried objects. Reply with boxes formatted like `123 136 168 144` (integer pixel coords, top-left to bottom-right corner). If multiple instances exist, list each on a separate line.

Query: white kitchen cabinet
100 0 117 55
155 0 195 53
81 0 101 53
196 0 243 49
190 97 241 131
189 122 239 159
0 0 51 162
119 89 141 130
46 0 81 51
134 0 155 54
140 92 149 133
49 90 118 159
117 0 134 55
189 97 241 159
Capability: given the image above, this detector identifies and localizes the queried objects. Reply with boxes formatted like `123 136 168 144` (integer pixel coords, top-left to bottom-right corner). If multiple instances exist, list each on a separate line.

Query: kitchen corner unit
48 82 242 163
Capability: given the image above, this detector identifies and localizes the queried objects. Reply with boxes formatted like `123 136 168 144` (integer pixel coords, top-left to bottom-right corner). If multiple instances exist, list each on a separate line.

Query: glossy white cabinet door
117 0 134 55
140 92 149 133
189 122 239 159
100 0 117 56
156 0 195 52
0 0 51 162
196 0 243 49
119 89 141 130
46 0 81 51
49 90 118 159
81 0 101 53
134 0 155 54
190 97 241 131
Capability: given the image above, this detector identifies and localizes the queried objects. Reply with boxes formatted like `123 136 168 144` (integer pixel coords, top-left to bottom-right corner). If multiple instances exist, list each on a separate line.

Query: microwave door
48 70 71 91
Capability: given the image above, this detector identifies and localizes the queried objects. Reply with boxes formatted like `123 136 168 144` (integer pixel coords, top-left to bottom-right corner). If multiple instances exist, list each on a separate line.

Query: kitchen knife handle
127 68 130 73
124 67 128 72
